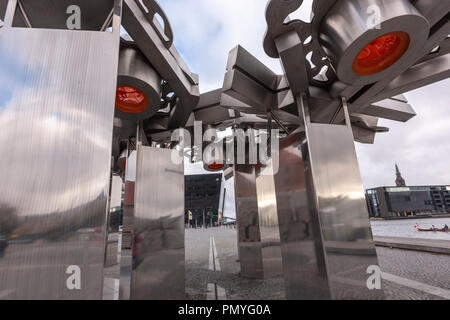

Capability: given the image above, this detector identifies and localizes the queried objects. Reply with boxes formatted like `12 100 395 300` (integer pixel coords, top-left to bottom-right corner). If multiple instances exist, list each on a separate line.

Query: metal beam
122 0 199 129
368 54 450 104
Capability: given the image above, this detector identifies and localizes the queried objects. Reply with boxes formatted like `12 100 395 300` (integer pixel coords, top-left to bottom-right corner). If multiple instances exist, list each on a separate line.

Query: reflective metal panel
234 165 263 279
13 0 114 30
119 149 136 300
0 21 121 299
110 175 123 210
255 162 283 279
131 146 185 300
273 134 331 300
304 122 384 299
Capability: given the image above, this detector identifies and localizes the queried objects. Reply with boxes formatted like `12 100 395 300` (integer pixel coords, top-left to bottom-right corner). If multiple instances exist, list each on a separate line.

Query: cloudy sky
156 0 449 209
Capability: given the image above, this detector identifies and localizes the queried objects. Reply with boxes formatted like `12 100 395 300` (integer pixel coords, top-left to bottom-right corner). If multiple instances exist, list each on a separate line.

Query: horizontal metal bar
413 0 450 27
416 37 450 65
222 69 275 114
359 98 416 122
368 53 450 104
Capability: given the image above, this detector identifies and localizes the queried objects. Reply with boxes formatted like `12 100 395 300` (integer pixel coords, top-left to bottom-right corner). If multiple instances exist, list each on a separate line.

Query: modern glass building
366 186 450 218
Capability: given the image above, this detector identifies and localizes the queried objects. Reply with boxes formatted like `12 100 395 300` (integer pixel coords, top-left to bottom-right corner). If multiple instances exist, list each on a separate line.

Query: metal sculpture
214 0 449 299
0 0 448 300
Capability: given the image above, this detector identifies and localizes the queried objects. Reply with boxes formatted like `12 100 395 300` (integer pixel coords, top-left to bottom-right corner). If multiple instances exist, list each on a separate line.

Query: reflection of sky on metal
158 0 449 189
0 30 116 217
0 91 111 216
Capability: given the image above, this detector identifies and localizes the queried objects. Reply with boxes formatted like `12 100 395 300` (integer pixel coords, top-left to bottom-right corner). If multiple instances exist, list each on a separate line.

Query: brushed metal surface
13 0 114 30
273 120 385 300
303 120 385 299
234 165 263 279
122 0 199 130
119 148 135 300
320 0 430 85
273 134 330 300
116 42 162 122
0 23 121 298
255 162 283 279
131 146 185 300
110 175 123 210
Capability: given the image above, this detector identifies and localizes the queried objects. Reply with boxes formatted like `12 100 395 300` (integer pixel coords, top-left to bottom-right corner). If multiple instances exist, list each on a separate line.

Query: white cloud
159 0 283 92
356 79 450 189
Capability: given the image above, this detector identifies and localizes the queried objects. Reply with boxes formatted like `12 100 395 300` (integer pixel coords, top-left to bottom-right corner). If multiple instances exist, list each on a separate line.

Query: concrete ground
185 227 450 300
185 226 285 300
104 227 450 300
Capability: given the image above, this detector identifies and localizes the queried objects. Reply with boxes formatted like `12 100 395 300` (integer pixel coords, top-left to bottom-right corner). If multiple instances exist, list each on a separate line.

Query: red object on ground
353 31 410 75
115 85 149 113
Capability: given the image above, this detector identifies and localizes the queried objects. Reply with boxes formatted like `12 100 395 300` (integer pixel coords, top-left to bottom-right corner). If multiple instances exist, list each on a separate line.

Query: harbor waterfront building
366 186 450 218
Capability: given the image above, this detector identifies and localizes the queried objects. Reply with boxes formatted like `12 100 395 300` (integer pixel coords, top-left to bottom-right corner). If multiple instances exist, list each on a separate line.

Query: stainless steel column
255 162 283 279
234 165 263 278
273 133 331 300
130 146 185 300
105 175 123 268
234 161 283 280
0 0 122 299
119 147 136 300
273 97 385 299
303 98 384 299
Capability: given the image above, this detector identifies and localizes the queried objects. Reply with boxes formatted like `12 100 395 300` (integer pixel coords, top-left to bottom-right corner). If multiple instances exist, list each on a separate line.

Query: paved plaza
185 227 450 300
103 227 450 300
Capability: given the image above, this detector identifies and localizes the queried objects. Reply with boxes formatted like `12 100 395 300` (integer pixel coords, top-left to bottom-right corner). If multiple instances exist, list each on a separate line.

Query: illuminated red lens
353 31 410 75
115 85 149 113
208 162 224 170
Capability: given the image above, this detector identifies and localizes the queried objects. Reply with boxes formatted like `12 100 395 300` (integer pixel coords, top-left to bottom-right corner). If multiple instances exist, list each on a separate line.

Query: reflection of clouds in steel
0 50 114 217
0 91 111 216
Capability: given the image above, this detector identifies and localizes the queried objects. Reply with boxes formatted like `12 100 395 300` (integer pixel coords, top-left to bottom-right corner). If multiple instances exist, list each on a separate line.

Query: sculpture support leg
130 146 185 299
234 163 283 279
234 165 264 279
255 161 283 279
273 96 385 299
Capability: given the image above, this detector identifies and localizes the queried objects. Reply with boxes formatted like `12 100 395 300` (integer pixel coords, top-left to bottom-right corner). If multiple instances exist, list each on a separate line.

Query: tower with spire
395 163 406 187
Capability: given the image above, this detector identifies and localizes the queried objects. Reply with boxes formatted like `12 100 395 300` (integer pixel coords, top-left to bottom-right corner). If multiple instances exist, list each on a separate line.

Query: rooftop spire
395 163 406 187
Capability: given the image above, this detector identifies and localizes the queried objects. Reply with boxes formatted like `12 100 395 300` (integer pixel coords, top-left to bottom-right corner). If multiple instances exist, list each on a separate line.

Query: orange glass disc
116 85 149 114
353 31 410 75
208 162 224 170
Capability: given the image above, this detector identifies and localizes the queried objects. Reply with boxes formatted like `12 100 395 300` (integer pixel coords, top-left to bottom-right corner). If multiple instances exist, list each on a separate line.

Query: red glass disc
115 85 149 114
353 31 410 75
